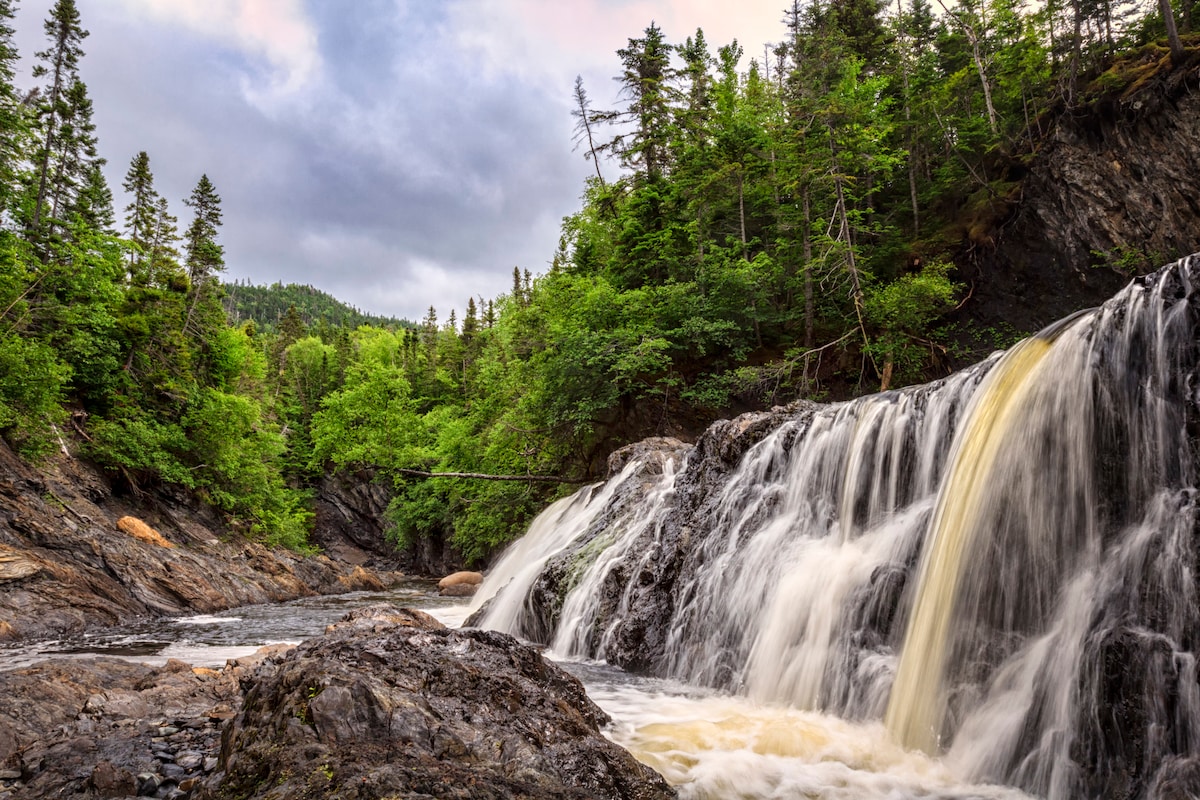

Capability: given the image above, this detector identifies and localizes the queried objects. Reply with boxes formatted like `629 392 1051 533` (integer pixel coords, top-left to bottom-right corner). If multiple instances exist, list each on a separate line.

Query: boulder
200 604 675 800
116 515 175 548
438 570 483 589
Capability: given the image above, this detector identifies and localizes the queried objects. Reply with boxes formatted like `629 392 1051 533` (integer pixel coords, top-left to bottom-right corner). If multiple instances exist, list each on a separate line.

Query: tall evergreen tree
463 296 479 343
182 173 223 286
75 160 113 231
614 22 676 183
181 174 224 342
148 195 181 287
30 0 87 234
49 78 101 227
122 151 158 282
0 0 25 220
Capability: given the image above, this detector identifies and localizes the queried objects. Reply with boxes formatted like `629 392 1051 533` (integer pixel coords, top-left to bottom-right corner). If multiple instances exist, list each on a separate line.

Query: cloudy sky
13 1 790 322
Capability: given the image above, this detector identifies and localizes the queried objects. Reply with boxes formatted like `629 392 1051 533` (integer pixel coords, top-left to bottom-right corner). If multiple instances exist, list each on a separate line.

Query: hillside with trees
222 281 413 332
0 0 1195 564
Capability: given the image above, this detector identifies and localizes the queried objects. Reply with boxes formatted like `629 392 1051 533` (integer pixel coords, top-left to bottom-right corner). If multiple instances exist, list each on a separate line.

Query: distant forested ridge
222 280 414 332
0 0 1194 563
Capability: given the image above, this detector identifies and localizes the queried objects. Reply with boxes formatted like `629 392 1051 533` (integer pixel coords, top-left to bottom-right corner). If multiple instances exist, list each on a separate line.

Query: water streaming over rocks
472 255 1200 799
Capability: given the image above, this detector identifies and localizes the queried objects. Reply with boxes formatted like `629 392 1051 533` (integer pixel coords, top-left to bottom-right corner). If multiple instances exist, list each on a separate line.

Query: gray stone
196 604 674 800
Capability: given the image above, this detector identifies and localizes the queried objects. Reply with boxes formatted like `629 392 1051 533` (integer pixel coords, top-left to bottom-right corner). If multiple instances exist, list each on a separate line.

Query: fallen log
396 469 590 484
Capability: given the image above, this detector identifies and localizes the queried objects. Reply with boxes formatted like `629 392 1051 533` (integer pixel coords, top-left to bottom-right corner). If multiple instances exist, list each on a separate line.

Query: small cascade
469 443 688 647
472 255 1200 798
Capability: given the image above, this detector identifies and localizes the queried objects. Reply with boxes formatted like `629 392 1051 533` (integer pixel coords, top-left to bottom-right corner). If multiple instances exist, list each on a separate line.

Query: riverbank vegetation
0 0 1191 560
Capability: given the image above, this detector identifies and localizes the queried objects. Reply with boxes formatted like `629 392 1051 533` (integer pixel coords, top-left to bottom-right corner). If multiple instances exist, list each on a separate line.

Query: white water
585 666 1037 800
474 257 1200 798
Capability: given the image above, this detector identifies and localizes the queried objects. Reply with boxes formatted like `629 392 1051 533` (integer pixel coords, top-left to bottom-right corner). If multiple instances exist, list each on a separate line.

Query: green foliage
0 332 69 457
182 388 312 550
222 280 413 331
1090 244 1163 276
864 260 961 384
85 415 193 487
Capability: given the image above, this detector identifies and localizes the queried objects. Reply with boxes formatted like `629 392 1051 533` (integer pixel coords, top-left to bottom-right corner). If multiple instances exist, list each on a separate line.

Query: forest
0 0 1191 562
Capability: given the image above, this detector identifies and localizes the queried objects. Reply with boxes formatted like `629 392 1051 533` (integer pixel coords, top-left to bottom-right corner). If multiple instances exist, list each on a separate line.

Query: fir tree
181 174 224 344
50 78 101 227
183 173 223 285
463 296 479 343
148 195 182 288
122 151 158 282
0 0 25 219
30 0 87 234
75 160 113 231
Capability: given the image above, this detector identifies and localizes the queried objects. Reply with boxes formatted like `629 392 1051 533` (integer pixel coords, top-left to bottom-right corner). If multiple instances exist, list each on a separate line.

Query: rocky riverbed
0 604 675 800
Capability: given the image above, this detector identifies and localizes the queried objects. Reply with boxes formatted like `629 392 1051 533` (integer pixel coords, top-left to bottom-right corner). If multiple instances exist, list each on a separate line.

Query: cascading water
471 255 1200 799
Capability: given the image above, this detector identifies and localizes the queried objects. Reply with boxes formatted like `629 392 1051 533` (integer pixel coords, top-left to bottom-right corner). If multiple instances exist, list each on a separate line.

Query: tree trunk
737 168 748 261
934 0 998 135
1161 0 1186 63
803 187 814 350
898 0 920 236
33 32 70 232
397 469 588 484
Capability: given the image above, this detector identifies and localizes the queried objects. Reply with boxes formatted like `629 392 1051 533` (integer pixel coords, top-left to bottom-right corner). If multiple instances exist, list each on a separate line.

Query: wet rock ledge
0 604 676 800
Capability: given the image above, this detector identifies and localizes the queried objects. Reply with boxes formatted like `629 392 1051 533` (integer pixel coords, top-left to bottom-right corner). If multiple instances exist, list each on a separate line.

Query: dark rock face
313 468 464 576
200 604 674 800
0 648 279 799
0 439 397 643
311 468 399 567
967 62 1200 339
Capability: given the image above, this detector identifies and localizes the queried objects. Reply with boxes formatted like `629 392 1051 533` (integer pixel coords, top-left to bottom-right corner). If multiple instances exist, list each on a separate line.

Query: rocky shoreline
0 437 409 643
0 427 669 798
0 605 675 800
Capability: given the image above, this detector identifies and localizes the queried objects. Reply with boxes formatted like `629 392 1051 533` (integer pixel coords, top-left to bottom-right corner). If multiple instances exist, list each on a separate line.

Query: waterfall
886 335 1060 752
472 255 1200 798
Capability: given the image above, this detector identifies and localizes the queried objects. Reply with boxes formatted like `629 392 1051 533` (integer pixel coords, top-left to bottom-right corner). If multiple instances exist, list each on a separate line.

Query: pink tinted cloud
119 0 320 92
453 0 790 87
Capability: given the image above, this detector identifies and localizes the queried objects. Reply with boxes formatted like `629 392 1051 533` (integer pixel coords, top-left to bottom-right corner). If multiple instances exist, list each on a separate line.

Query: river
0 580 1034 800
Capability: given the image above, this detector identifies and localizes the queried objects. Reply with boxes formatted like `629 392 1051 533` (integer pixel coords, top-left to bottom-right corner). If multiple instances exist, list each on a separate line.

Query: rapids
470 255 1200 798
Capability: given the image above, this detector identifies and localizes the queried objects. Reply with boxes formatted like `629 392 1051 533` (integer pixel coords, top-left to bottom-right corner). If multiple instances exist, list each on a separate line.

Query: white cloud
447 0 791 105
117 0 321 96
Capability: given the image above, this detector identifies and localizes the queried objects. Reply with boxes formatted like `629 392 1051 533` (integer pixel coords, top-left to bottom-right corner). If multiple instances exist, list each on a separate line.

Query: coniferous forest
0 0 1191 562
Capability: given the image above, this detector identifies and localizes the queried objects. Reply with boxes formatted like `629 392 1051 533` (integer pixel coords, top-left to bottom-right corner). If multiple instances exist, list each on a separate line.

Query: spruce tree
181 174 224 341
122 151 158 282
148 195 182 288
30 0 87 233
75 160 113 231
615 22 676 183
50 78 101 227
0 0 25 219
463 296 479 343
182 174 223 285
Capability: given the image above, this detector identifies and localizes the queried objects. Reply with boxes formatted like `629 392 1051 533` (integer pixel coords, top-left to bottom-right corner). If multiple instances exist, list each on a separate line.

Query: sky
12 0 792 322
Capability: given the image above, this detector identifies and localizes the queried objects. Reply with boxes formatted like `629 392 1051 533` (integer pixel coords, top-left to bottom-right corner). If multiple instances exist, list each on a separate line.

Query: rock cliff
962 52 1200 338
0 440 398 642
